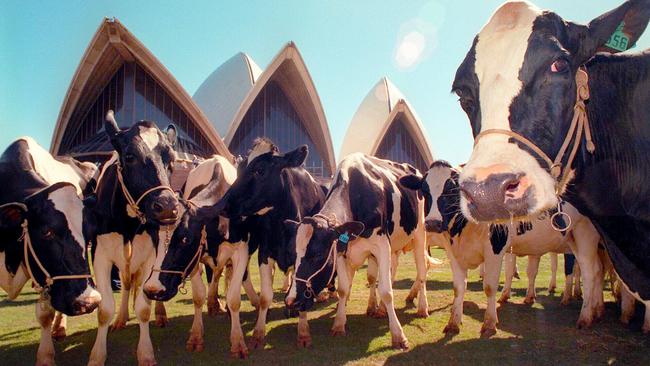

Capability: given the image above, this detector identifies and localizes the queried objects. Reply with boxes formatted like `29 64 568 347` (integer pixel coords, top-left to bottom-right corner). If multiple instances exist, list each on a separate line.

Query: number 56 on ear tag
605 22 632 52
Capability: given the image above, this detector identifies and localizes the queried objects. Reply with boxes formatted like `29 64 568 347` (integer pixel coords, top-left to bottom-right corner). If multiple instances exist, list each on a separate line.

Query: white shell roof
339 77 405 160
193 52 263 136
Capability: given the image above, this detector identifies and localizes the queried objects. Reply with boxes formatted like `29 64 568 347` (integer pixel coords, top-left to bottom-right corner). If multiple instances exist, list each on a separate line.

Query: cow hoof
560 297 570 306
443 323 460 335
416 308 429 318
297 335 312 348
110 319 127 331
405 295 415 305
620 315 632 325
329 291 339 301
51 326 67 341
155 315 168 328
391 337 409 350
548 286 556 294
249 335 265 350
523 297 535 305
186 335 204 352
480 325 497 338
137 357 157 366
498 295 510 304
35 358 55 366
230 344 249 359
642 325 650 334
330 326 346 337
576 318 593 329
371 308 388 319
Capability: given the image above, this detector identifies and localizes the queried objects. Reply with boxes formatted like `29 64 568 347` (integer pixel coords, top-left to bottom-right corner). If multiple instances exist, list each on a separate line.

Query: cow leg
444 249 467 335
35 300 56 366
51 312 67 341
154 301 168 328
481 250 503 338
568 222 602 328
297 311 311 347
374 237 408 350
331 255 355 336
186 270 206 352
498 253 516 303
619 283 635 325
643 303 650 334
88 254 115 366
251 258 275 349
524 255 541 305
243 272 260 309
282 267 293 292
412 229 429 318
207 266 225 316
573 263 582 299
549 253 558 293
227 243 249 358
366 256 384 318
111 272 130 331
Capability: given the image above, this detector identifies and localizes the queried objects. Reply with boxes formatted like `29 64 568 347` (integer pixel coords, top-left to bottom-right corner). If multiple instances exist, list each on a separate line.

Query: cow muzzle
460 169 532 222
143 281 171 301
73 287 102 315
284 297 300 318
150 194 179 225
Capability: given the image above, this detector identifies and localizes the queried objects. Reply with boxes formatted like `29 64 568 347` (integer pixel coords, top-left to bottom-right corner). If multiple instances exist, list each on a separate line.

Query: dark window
375 115 428 172
229 81 329 177
60 62 214 158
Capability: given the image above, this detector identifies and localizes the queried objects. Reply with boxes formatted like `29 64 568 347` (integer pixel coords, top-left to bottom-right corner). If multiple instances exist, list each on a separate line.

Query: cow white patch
255 206 274 216
0 253 29 299
288 224 314 301
49 185 86 254
247 140 278 163
138 126 161 151
24 137 87 196
423 167 454 222
74 285 102 303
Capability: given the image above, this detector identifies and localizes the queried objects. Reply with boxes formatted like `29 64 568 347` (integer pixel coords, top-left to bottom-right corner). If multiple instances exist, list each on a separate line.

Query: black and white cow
214 143 326 357
399 160 602 336
452 1 650 307
88 111 180 366
142 154 259 352
285 153 429 350
0 137 101 366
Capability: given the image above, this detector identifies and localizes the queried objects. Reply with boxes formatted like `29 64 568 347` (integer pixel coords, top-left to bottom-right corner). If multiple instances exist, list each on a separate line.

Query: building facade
339 77 434 172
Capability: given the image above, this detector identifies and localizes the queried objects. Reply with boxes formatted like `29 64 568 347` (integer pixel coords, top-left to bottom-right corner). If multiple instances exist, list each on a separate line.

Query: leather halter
473 67 595 196
115 162 176 224
0 201 92 298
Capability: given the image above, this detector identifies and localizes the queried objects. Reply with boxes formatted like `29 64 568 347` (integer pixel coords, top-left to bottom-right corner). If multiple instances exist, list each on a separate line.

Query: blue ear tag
337 232 350 254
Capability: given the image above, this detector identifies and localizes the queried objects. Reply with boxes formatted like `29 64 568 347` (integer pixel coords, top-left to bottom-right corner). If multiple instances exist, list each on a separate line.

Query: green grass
1 249 649 365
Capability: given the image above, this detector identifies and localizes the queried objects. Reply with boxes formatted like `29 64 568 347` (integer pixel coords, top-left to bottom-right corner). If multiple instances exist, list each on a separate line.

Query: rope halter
151 224 207 295
472 67 595 232
115 162 176 224
20 220 92 299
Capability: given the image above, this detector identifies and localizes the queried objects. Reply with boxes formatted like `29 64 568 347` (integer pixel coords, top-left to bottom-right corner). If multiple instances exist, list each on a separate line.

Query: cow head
399 161 461 233
105 111 179 225
143 203 230 301
453 0 650 222
284 216 364 312
217 145 308 219
0 182 101 315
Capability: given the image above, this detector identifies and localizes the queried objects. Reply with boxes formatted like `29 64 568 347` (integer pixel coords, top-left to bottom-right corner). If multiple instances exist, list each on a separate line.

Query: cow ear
0 203 27 230
283 219 300 236
165 124 178 147
104 110 123 151
334 221 365 239
399 174 423 191
281 145 308 168
571 0 650 63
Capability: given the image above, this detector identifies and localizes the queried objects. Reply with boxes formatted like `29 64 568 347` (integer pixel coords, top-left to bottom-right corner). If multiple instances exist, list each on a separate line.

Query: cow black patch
489 225 509 255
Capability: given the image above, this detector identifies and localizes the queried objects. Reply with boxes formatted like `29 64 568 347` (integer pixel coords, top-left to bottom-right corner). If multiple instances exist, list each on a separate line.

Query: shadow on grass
0 297 38 309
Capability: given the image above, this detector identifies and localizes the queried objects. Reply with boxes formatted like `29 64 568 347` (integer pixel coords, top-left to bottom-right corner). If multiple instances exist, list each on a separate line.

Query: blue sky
2 0 648 165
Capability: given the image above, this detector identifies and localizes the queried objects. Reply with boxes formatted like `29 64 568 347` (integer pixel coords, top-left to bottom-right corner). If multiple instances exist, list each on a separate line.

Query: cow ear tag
605 22 633 52
337 232 350 253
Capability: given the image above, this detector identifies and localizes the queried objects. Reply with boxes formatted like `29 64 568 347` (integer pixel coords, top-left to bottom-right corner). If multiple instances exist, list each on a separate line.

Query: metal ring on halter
550 210 572 232
303 287 314 299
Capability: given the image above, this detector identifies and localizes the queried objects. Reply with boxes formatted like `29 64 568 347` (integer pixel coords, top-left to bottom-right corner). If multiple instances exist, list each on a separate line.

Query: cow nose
460 172 528 221
151 195 179 223
73 289 102 315
425 219 444 233
143 282 166 298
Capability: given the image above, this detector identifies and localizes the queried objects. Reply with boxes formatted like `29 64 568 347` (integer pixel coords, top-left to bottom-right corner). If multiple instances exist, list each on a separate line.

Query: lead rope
473 67 595 232
21 221 93 302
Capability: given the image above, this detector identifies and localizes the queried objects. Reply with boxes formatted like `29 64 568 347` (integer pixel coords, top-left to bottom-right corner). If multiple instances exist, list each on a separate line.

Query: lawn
1 249 649 365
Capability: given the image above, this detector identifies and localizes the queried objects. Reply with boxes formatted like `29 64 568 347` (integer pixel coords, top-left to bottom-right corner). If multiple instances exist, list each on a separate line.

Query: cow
452 1 650 308
0 137 101 366
399 160 602 336
284 153 429 350
214 142 327 357
142 154 259 352
87 111 180 366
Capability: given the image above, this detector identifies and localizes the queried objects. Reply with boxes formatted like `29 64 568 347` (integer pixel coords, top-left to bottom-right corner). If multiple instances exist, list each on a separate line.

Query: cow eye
124 154 136 164
43 229 55 240
551 59 569 73
459 97 475 114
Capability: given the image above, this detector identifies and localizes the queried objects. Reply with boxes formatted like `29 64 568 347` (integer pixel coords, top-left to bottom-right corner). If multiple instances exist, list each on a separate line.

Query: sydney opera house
51 18 434 183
